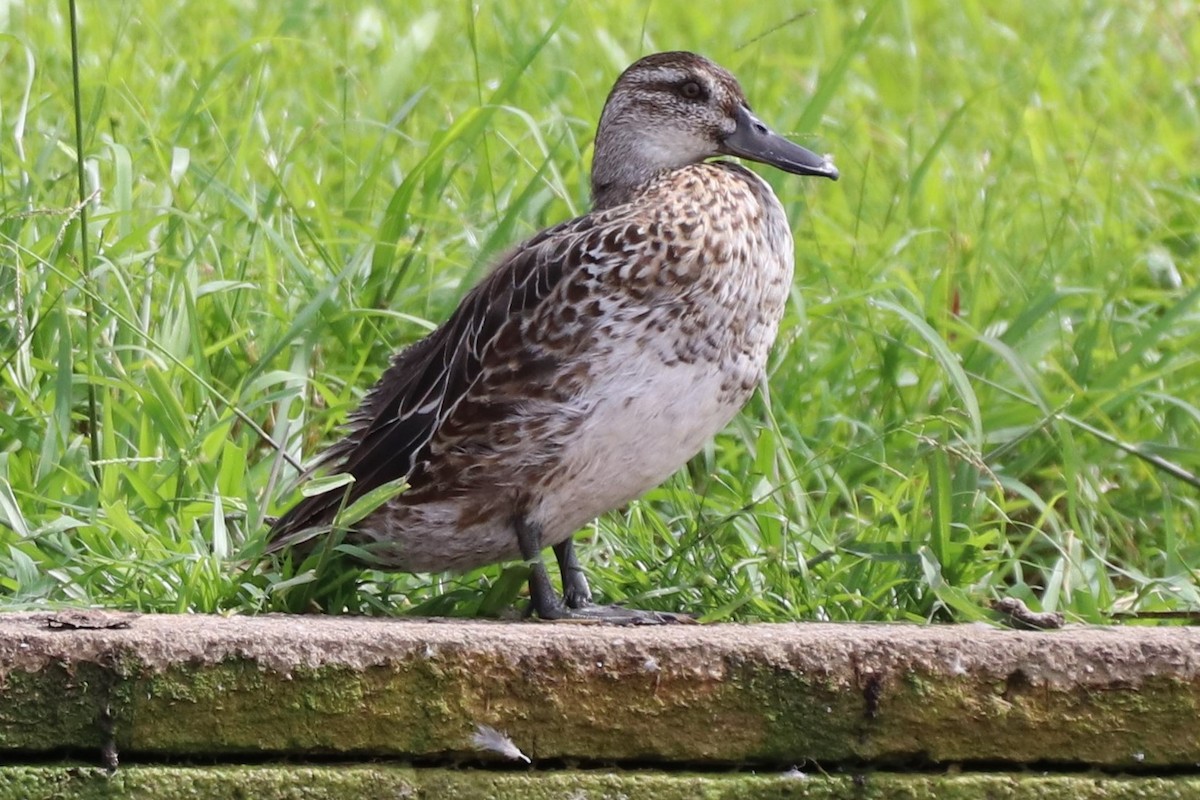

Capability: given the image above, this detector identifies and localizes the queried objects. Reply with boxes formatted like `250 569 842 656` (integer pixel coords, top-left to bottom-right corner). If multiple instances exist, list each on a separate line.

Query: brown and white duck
269 51 838 623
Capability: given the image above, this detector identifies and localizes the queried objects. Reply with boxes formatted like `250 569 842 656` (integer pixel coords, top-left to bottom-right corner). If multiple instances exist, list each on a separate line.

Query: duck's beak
719 105 839 180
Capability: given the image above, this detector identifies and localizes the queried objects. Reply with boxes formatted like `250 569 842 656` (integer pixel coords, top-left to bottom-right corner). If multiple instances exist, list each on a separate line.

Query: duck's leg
552 538 592 609
514 516 690 624
515 516 570 619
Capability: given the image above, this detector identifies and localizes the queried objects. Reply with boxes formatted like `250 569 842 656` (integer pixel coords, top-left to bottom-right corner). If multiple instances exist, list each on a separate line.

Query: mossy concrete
0 613 1197 768
0 766 1199 800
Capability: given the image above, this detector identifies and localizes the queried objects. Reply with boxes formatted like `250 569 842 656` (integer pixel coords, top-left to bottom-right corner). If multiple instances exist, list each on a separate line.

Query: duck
268 51 838 623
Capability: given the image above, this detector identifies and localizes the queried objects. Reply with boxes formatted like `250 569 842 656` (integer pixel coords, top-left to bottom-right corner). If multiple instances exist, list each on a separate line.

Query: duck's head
590 51 839 208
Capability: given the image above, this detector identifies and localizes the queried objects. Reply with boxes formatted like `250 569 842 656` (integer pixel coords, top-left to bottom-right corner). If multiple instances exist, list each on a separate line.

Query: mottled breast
529 160 796 541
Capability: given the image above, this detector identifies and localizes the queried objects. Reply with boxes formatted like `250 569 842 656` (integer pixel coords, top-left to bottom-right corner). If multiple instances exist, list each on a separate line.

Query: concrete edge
0 613 1197 767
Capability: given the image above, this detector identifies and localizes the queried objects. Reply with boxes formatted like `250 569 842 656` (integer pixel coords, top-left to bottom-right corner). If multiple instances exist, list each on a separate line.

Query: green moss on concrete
3 618 1199 767
1 766 1200 800
131 658 468 755
727 660 863 762
7 646 1200 768
0 661 120 753
866 668 1200 767
731 656 1200 768
127 646 807 762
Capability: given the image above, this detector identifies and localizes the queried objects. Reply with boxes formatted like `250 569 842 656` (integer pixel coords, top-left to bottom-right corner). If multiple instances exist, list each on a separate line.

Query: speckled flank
269 51 834 577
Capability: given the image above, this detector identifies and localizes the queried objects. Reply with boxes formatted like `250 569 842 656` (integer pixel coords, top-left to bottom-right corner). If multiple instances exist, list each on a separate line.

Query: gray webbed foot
517 524 691 625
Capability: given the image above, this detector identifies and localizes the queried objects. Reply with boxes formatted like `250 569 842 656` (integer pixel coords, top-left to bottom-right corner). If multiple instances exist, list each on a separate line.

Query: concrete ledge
0 613 1197 768
1 766 1199 800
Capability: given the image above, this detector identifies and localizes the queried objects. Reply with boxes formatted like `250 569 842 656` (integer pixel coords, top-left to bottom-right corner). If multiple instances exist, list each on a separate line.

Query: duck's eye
678 80 705 101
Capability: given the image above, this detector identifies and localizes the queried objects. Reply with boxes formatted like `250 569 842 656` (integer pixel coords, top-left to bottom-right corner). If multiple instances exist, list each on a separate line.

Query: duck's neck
590 176 641 210
590 128 679 210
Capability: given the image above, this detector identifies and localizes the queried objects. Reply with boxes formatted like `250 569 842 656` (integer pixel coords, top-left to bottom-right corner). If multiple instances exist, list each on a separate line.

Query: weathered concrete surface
0 613 1197 768
1 766 1199 800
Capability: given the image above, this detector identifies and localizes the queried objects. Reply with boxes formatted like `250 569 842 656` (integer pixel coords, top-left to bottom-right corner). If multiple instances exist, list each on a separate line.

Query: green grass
1 0 1197 622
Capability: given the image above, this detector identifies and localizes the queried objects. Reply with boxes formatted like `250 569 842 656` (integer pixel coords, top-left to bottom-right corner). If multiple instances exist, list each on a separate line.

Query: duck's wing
267 208 634 546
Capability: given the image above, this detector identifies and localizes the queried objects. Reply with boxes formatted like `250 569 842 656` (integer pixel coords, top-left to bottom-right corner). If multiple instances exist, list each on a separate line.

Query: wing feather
268 212 610 545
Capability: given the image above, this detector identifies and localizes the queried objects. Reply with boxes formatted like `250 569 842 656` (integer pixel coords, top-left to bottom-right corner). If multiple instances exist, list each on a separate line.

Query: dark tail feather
266 490 343 554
